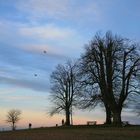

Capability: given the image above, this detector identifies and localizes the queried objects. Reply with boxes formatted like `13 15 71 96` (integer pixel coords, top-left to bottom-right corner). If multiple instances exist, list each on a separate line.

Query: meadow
0 125 140 140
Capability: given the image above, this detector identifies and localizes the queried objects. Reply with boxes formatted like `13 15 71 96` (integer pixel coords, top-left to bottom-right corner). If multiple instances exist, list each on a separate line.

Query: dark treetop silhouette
6 109 21 130
79 31 140 126
49 60 81 126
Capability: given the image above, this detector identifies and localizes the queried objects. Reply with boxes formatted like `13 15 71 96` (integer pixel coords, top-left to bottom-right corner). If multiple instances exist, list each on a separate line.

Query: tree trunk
112 109 122 126
105 104 112 124
71 108 73 125
65 108 70 126
12 122 15 131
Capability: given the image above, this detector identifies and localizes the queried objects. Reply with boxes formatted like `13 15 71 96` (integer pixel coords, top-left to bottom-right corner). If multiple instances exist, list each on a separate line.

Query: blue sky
0 0 140 129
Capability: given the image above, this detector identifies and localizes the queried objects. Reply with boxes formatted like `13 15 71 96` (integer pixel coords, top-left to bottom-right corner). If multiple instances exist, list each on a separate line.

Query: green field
0 125 140 140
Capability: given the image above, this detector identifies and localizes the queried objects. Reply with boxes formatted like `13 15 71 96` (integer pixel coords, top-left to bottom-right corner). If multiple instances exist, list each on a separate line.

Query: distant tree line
49 31 140 126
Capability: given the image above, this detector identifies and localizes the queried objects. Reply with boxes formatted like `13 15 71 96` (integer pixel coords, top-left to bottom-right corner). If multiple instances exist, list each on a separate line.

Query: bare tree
49 60 80 126
6 109 21 130
80 31 140 125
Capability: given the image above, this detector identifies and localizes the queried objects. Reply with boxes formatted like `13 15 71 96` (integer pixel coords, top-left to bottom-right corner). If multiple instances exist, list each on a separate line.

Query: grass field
0 125 140 140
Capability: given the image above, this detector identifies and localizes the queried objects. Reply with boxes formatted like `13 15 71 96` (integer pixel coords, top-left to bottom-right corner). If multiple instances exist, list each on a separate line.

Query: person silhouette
29 123 32 129
62 119 64 126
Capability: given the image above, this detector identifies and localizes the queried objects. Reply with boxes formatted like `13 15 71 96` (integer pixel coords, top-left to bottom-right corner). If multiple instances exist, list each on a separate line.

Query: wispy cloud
16 0 101 22
0 94 45 102
19 23 76 40
0 88 17 95
17 0 69 19
18 23 84 57
0 75 49 92
0 20 85 59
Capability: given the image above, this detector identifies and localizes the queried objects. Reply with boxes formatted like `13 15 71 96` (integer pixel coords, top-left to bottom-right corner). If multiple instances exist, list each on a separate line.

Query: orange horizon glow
0 108 105 129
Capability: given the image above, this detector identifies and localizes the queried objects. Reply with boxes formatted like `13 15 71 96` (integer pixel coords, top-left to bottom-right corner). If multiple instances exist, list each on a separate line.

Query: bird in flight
43 50 47 53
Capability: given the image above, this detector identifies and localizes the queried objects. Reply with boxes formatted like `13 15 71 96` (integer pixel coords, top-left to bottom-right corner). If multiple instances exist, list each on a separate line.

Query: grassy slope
0 125 140 140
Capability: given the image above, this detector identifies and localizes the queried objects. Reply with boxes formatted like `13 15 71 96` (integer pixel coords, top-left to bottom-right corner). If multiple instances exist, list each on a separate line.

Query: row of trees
50 31 140 126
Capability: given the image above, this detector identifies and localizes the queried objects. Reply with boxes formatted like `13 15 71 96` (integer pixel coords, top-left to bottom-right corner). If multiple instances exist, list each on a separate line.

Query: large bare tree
6 109 21 130
80 32 140 125
50 60 80 126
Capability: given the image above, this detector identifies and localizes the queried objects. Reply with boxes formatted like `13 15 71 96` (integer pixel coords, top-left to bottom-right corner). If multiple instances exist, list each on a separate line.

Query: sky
0 0 140 130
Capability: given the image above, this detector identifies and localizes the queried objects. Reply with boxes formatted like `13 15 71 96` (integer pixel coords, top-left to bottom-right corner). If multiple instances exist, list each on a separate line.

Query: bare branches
79 31 140 125
48 31 140 126
49 60 80 125
6 109 21 130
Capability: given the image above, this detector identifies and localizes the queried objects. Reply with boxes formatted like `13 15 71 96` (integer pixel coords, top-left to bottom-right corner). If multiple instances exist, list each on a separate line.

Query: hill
0 125 140 140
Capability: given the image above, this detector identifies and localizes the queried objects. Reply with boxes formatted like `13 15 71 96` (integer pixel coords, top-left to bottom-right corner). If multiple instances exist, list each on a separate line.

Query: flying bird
34 74 37 77
43 50 47 53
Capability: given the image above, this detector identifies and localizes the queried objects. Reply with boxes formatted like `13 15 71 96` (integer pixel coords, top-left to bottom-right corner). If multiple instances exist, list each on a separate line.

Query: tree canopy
49 31 140 126
79 32 140 125
6 109 21 130
50 60 81 125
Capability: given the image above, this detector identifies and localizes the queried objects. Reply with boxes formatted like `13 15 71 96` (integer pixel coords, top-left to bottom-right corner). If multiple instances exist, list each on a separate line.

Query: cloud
122 115 140 124
19 23 76 40
18 44 70 60
0 88 17 95
0 75 49 93
0 95 45 102
17 23 85 58
16 0 69 19
0 42 72 96
0 19 84 58
16 0 101 22
18 23 84 58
